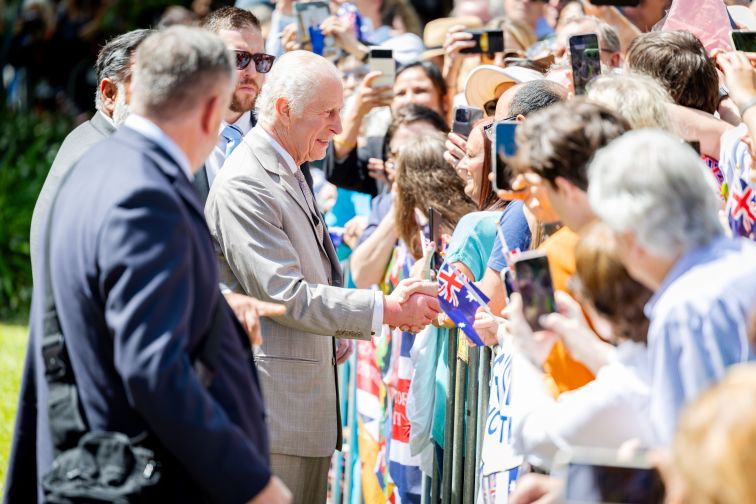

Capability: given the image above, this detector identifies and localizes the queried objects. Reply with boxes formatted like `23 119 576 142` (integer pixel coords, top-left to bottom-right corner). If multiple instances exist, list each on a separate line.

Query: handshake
382 278 442 333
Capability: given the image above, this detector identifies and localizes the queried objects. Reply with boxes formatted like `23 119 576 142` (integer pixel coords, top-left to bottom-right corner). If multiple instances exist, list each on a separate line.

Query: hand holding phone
428 208 444 273
452 106 484 138
512 251 556 331
459 29 505 55
492 121 518 192
569 33 601 95
553 448 666 503
731 30 756 52
369 48 395 89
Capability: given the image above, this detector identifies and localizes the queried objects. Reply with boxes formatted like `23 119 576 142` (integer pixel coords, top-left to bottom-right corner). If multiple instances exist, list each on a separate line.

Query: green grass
0 323 28 495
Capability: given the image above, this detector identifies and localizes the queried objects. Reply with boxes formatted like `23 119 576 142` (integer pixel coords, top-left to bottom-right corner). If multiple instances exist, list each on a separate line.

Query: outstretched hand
224 291 286 347
503 292 557 367
384 278 441 333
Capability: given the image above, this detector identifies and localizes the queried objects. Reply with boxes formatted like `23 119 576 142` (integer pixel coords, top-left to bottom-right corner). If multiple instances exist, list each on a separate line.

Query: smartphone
512 250 556 331
730 30 756 52
588 0 640 6
428 207 443 272
295 1 338 60
554 448 665 503
492 121 518 192
452 106 484 138
569 33 601 96
369 48 395 89
460 29 505 55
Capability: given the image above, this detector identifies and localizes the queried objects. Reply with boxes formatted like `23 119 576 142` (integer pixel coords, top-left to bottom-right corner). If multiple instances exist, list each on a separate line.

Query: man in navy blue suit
4 26 290 503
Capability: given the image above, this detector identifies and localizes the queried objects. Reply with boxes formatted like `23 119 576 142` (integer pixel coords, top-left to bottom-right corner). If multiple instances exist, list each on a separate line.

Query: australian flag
437 262 490 346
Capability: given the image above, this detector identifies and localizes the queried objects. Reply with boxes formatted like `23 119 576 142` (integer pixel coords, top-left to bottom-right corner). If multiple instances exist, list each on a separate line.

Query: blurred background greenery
1 0 214 489
0 323 27 494
0 109 71 321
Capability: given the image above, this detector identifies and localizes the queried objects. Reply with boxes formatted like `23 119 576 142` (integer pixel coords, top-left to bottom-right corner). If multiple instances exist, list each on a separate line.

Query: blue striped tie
222 124 243 158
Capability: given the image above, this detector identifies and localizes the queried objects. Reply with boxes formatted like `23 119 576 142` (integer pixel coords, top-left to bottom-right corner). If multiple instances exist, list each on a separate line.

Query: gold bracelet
333 135 356 150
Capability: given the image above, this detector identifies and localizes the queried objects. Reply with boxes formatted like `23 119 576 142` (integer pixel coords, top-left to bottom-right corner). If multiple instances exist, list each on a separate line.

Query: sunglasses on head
235 51 275 73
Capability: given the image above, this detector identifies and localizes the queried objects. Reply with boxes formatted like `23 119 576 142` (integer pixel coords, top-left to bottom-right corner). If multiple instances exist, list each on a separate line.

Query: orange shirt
539 227 595 396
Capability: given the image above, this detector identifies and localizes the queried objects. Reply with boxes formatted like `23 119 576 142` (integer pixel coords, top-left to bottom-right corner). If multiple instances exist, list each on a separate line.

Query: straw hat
464 65 544 109
421 16 483 60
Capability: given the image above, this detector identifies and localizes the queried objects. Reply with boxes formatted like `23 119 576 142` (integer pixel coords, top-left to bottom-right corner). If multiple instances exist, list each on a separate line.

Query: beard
112 84 130 127
229 79 259 113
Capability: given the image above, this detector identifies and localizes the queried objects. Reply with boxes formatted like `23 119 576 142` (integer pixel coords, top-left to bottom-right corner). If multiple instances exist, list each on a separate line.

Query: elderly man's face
291 75 344 162
218 26 265 115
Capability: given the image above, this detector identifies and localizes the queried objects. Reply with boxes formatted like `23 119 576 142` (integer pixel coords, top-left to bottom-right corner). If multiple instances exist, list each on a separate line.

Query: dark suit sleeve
322 140 379 196
97 187 270 503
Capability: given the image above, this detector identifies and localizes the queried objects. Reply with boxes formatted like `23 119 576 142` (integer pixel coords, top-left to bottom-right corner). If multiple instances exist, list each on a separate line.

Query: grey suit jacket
30 112 115 280
205 127 375 458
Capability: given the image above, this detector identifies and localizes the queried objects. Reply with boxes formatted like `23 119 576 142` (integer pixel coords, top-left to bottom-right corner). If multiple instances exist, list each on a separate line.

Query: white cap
464 65 544 109
375 33 426 66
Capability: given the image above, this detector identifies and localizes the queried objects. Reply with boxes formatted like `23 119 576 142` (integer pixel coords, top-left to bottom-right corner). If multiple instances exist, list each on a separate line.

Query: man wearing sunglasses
196 7 276 205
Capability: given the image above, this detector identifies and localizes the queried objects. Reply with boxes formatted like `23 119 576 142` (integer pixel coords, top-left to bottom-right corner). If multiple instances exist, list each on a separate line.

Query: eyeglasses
234 51 275 73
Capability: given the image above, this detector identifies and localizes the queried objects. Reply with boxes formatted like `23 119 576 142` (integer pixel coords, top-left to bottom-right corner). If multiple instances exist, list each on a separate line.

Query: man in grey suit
29 28 151 278
205 50 441 502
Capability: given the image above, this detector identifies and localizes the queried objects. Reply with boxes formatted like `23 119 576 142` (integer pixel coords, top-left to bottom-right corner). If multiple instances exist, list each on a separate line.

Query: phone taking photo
569 33 601 96
554 448 666 504
492 121 518 192
428 207 444 273
512 250 556 331
295 1 338 60
459 29 505 56
369 48 395 89
731 30 756 52
452 106 484 138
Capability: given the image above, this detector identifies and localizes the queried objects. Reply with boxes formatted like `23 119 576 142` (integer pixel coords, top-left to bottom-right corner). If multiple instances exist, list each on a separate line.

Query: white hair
588 129 722 259
587 71 673 130
255 50 342 127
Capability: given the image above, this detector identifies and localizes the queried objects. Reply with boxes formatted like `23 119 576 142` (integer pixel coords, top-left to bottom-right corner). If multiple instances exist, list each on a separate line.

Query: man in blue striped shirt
588 129 756 444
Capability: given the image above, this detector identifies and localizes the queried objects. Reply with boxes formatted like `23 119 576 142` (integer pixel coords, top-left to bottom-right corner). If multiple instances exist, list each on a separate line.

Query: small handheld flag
437 262 491 346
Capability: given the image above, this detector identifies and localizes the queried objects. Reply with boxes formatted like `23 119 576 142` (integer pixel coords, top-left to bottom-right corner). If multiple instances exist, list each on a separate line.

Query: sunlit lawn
0 323 28 495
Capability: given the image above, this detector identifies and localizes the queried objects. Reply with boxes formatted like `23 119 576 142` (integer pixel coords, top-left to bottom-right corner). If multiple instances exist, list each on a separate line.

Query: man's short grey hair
588 129 722 259
131 26 234 121
255 50 341 127
94 28 152 112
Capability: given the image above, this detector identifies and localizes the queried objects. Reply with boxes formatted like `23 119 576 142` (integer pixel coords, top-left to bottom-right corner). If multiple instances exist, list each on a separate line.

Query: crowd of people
5 0 756 502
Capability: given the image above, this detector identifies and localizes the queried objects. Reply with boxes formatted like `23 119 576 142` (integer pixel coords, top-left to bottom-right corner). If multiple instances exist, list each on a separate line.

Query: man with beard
195 7 276 204
29 28 152 281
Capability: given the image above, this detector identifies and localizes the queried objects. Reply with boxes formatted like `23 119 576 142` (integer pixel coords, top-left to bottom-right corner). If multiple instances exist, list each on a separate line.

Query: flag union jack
731 184 756 227
437 267 464 306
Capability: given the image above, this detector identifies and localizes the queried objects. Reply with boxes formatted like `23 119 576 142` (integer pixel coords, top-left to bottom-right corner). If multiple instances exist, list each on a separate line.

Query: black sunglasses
235 51 275 73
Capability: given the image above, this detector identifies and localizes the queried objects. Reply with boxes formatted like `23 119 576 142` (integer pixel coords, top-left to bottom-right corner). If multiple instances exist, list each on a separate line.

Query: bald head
495 80 566 120
494 83 525 120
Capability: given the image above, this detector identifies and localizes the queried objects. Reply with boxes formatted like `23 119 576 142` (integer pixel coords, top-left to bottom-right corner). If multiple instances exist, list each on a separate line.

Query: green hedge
0 109 71 321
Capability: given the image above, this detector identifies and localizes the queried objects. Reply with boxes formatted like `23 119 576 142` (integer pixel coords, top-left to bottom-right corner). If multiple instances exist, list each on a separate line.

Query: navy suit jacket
5 126 270 503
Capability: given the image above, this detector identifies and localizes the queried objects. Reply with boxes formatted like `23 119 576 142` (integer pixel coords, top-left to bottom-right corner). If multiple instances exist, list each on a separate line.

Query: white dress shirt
256 125 384 336
124 114 193 181
205 111 254 187
511 341 657 471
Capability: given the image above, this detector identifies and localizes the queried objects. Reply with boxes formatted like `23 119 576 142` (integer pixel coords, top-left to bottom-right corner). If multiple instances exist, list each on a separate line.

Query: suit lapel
244 130 330 256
